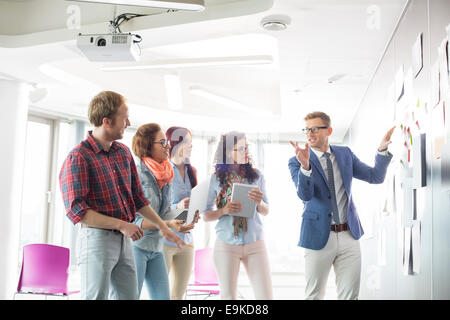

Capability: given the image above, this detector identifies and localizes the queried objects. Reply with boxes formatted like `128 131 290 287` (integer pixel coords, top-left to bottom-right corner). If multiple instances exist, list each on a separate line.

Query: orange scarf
142 157 174 189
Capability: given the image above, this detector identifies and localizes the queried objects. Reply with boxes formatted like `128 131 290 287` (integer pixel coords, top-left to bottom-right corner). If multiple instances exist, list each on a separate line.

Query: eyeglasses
233 145 249 153
154 139 170 148
302 126 328 134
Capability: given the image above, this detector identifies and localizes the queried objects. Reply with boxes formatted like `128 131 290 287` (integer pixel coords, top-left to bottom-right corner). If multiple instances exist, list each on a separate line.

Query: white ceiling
0 0 407 142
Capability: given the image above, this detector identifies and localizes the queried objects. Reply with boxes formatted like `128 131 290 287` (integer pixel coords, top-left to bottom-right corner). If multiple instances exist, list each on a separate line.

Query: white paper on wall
432 101 445 159
412 32 423 78
396 64 405 102
404 67 414 108
382 172 395 216
431 59 441 108
446 24 450 89
415 187 427 221
402 178 413 227
412 220 421 274
394 172 404 222
441 141 450 192
403 226 413 275
412 133 426 188
439 39 449 101
377 227 387 266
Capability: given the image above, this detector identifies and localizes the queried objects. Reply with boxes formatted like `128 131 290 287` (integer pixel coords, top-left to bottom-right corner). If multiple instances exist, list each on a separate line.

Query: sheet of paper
412 220 421 274
403 227 413 275
394 172 404 221
432 101 445 159
412 32 423 78
412 133 426 188
415 187 426 221
414 97 428 134
441 141 450 192
439 39 449 101
431 59 440 108
382 173 395 216
404 67 414 107
447 24 450 89
377 227 387 266
402 178 413 227
446 100 450 142
446 24 450 91
396 64 405 102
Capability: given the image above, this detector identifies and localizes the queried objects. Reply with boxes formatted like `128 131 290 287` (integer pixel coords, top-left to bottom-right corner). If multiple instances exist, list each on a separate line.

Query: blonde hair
88 91 125 127
304 111 331 127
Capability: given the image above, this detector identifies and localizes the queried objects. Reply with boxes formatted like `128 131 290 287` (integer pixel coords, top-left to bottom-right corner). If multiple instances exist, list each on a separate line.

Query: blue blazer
288 145 392 250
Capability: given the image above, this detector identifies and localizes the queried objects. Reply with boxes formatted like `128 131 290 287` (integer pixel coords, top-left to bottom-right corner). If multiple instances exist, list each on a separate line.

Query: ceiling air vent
260 14 291 31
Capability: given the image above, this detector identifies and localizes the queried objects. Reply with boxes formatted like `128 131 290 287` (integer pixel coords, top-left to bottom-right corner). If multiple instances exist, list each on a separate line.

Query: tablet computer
163 208 186 221
230 183 257 218
183 176 211 225
175 209 188 222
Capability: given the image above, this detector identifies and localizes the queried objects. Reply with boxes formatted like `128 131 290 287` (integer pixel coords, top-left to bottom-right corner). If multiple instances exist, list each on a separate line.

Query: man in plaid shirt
59 91 184 300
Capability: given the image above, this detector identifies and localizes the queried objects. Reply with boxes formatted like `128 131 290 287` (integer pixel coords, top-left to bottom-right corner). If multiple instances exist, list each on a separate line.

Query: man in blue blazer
288 111 395 300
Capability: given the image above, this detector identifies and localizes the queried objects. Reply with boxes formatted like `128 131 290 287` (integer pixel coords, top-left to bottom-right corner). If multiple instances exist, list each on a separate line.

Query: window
18 117 54 262
262 142 305 273
52 121 76 249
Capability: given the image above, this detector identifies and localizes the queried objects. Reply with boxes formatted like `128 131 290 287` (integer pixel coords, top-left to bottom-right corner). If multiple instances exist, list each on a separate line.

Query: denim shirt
163 163 194 246
205 170 269 245
133 160 172 252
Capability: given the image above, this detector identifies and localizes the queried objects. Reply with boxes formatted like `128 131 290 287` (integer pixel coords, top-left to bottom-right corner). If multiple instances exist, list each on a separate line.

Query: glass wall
17 116 315 298
263 142 305 273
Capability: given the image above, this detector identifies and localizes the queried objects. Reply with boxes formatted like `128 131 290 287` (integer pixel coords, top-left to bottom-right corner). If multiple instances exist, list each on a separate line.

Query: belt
81 224 121 234
330 223 348 232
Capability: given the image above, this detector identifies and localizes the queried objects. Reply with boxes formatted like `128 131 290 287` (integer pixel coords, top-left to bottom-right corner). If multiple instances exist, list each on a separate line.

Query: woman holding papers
131 123 196 299
163 126 200 300
203 131 273 300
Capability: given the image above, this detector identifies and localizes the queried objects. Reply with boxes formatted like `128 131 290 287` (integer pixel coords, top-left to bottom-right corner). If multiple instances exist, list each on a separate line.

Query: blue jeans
77 228 138 300
133 246 170 300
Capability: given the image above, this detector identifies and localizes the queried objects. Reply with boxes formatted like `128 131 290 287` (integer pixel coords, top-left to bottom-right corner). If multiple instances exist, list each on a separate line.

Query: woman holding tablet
203 131 273 300
163 126 200 300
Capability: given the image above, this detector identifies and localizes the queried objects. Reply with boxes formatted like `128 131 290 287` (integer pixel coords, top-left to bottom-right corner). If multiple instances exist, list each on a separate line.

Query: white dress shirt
299 146 389 225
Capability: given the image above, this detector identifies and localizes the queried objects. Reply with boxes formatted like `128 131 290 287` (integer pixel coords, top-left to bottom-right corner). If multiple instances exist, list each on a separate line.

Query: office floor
182 271 339 300
14 269 339 300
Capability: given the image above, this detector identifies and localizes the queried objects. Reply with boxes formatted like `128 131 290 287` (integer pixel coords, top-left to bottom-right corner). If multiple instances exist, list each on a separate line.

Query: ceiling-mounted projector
66 0 205 11
77 33 140 62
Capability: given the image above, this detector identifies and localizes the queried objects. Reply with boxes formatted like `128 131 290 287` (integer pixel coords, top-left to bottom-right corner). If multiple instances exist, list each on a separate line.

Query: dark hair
88 91 125 127
213 131 259 186
132 123 161 159
165 126 198 188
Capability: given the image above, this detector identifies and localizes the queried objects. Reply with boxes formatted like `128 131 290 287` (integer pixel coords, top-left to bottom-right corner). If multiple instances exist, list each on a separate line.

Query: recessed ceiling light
101 55 273 71
260 14 291 31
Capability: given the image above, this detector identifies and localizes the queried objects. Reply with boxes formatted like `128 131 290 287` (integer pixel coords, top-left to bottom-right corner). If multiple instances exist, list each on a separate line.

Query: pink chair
14 243 79 299
185 248 220 299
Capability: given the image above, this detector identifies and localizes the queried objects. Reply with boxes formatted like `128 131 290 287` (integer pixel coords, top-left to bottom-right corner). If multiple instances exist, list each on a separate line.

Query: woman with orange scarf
131 123 194 299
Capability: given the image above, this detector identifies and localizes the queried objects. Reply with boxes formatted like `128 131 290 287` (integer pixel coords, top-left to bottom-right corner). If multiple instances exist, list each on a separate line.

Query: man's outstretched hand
378 126 396 152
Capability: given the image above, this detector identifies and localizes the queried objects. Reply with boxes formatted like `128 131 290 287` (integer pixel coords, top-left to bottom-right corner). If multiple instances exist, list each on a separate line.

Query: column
0 79 30 299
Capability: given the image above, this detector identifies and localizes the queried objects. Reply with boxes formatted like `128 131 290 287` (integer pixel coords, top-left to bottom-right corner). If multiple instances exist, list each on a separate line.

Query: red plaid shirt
59 131 150 224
